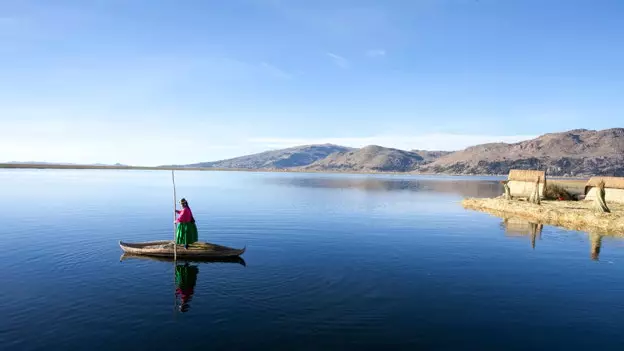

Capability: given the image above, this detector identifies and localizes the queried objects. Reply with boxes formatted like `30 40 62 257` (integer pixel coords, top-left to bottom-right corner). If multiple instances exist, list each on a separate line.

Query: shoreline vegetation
462 197 624 235
0 163 591 179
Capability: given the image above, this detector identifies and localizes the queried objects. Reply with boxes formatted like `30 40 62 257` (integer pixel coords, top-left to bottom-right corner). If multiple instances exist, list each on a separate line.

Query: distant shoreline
0 163 590 180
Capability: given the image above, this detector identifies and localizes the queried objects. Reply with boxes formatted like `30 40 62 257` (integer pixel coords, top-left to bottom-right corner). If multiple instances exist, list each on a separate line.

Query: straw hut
584 177 624 204
506 169 546 198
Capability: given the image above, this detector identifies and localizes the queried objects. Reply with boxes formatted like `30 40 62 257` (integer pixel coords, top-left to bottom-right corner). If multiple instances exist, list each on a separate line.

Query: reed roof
508 169 546 184
585 176 624 193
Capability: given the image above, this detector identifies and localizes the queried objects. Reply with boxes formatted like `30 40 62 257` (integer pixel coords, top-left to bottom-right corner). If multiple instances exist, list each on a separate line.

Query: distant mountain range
5 161 128 167
302 145 424 172
182 144 353 169
179 128 624 176
420 128 624 176
5 128 622 176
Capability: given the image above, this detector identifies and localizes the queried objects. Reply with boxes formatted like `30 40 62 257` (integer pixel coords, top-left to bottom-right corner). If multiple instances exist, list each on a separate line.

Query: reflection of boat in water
120 252 246 266
120 253 245 313
119 240 245 259
501 217 543 249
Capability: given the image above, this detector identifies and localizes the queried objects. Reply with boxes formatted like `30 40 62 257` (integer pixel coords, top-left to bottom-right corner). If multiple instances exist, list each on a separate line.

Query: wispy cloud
248 134 538 152
366 49 386 58
326 52 349 68
260 62 293 79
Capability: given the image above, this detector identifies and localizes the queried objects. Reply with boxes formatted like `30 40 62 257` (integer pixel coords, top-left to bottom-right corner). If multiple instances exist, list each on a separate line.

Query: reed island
462 170 624 235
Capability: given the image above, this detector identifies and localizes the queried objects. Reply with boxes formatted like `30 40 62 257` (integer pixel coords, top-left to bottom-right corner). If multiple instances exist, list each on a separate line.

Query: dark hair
180 198 195 223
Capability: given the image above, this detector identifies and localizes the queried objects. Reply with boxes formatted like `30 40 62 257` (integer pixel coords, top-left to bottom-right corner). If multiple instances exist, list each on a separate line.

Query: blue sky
1 0 623 165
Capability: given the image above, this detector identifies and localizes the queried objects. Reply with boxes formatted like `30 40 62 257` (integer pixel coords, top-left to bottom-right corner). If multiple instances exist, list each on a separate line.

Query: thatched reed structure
593 181 611 213
584 177 624 204
507 170 546 199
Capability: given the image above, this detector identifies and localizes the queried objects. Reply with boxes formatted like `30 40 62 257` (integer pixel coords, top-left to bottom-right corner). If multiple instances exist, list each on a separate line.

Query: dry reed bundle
502 181 512 200
528 177 541 205
594 180 610 213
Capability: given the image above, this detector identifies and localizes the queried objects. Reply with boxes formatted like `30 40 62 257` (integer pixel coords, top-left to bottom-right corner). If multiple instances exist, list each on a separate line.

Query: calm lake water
2 170 624 350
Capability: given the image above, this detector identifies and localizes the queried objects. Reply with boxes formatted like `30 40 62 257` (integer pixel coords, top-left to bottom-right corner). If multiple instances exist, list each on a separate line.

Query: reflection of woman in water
175 263 199 313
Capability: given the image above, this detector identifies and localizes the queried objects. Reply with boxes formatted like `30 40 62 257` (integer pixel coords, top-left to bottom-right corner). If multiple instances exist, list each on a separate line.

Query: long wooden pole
172 170 177 261
172 170 178 316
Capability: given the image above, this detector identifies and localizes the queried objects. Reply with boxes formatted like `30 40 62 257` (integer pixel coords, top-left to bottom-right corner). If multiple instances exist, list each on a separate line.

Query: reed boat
119 240 246 258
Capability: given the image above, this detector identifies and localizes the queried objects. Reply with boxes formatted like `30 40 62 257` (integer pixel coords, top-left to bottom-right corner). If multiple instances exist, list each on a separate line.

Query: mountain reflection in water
266 176 502 198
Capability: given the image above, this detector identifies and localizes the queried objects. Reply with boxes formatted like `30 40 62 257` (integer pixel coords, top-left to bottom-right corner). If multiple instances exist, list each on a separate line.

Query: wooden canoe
119 240 246 258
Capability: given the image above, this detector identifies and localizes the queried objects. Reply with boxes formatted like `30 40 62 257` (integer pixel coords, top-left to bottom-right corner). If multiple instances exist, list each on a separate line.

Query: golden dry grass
462 197 624 235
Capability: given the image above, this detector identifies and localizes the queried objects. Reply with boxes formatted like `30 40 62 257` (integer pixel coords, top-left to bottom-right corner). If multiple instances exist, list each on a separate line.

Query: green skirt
176 222 198 245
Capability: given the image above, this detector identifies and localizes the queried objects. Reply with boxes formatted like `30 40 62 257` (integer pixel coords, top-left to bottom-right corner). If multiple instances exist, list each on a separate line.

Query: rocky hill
421 128 624 176
186 144 352 169
302 145 425 172
178 128 624 176
411 150 452 162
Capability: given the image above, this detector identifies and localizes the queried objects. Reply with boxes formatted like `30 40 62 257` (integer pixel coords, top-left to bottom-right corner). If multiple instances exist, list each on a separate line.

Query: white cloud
366 49 386 57
326 52 349 68
260 62 293 79
248 133 538 152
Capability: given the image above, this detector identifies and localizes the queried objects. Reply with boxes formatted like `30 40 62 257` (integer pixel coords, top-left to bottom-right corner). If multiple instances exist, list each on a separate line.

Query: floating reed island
462 170 624 235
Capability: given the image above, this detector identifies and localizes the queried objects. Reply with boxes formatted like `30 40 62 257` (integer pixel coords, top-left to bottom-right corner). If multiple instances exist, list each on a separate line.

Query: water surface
1 170 623 350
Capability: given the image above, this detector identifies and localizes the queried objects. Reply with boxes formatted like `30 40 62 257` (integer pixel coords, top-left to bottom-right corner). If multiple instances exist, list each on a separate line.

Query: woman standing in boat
175 198 198 249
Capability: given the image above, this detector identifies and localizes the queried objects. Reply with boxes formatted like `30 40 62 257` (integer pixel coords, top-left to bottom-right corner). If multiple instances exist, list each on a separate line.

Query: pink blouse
175 207 194 223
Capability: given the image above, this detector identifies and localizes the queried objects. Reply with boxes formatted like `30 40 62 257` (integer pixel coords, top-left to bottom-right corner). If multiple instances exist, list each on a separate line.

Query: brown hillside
303 145 424 172
423 128 624 176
